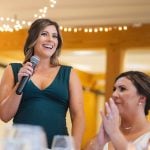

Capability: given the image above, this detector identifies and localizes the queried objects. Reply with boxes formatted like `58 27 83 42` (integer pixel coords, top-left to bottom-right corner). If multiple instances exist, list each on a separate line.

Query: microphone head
30 55 40 65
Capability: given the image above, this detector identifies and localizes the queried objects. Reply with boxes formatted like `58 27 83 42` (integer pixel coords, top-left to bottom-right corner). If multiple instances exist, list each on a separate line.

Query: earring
138 102 142 105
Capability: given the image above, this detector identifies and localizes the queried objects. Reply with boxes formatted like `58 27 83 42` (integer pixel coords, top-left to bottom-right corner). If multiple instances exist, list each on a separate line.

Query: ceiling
1 0 150 27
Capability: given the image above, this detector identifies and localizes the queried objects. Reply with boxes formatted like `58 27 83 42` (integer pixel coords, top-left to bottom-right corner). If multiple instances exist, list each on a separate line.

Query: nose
112 89 119 99
48 35 52 40
46 34 53 41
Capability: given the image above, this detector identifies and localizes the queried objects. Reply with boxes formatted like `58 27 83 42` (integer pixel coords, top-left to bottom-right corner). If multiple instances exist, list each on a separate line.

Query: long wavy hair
115 71 150 115
23 18 63 66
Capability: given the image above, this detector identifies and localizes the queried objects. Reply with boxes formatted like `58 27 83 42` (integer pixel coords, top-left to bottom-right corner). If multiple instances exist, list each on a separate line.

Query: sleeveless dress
10 63 72 148
103 131 150 150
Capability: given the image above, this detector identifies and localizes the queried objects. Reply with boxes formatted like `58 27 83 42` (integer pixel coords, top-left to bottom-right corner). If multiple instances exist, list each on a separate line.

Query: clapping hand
97 98 120 148
97 122 110 148
101 98 120 136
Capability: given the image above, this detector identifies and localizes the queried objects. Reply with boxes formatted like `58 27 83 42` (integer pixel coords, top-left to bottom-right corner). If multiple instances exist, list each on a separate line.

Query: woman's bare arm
69 69 85 150
0 65 22 122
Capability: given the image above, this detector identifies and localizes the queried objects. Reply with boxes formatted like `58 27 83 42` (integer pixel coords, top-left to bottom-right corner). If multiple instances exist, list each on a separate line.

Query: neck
36 61 55 70
120 120 133 133
120 115 148 133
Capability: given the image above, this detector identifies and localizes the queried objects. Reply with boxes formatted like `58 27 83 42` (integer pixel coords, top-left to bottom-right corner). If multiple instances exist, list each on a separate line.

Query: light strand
0 17 32 32
59 25 128 33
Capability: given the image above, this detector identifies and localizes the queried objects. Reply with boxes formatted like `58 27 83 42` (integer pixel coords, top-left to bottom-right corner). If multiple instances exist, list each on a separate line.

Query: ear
139 95 146 104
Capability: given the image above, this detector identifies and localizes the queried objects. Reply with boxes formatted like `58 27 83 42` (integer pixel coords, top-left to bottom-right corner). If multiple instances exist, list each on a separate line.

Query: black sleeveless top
10 63 72 148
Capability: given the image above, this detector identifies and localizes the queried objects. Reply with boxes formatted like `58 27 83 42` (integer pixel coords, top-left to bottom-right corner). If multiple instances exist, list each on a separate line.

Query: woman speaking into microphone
0 18 85 150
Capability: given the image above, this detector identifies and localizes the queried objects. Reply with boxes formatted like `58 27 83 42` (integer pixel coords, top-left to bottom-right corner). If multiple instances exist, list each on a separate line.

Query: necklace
121 125 133 131
123 126 132 130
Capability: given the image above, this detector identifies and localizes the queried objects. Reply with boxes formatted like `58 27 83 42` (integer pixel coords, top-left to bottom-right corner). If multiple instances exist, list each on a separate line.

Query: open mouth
43 44 53 49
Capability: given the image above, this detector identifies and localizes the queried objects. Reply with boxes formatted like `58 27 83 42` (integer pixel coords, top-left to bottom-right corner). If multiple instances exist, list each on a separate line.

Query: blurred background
0 0 150 149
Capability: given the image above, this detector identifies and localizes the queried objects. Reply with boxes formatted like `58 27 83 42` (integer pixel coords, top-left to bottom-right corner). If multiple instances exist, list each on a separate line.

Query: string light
0 17 32 32
0 0 128 33
60 26 128 33
123 26 128 30
104 27 109 32
99 27 103 32
34 6 48 19
50 0 57 8
0 17 128 33
94 28 98 32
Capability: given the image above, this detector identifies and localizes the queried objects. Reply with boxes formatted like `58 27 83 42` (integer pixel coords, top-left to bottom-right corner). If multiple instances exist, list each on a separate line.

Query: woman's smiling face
34 25 58 58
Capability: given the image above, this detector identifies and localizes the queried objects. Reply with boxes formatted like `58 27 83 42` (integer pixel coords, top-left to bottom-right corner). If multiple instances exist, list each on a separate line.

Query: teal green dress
10 63 72 148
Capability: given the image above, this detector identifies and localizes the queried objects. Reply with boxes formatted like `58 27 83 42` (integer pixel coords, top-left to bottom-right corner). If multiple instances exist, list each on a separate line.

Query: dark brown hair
115 71 150 115
23 18 63 66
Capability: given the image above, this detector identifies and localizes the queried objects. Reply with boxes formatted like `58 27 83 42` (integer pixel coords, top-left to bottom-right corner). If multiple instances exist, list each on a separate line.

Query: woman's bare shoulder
0 64 14 89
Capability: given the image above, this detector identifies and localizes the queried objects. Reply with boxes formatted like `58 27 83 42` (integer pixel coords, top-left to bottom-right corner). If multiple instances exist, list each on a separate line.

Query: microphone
16 55 40 95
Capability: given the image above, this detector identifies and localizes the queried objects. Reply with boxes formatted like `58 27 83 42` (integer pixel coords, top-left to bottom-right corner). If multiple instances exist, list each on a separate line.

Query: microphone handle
16 76 30 95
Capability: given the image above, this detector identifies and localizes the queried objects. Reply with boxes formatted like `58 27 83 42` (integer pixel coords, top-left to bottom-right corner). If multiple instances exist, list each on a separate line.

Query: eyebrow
41 30 57 34
114 84 126 88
